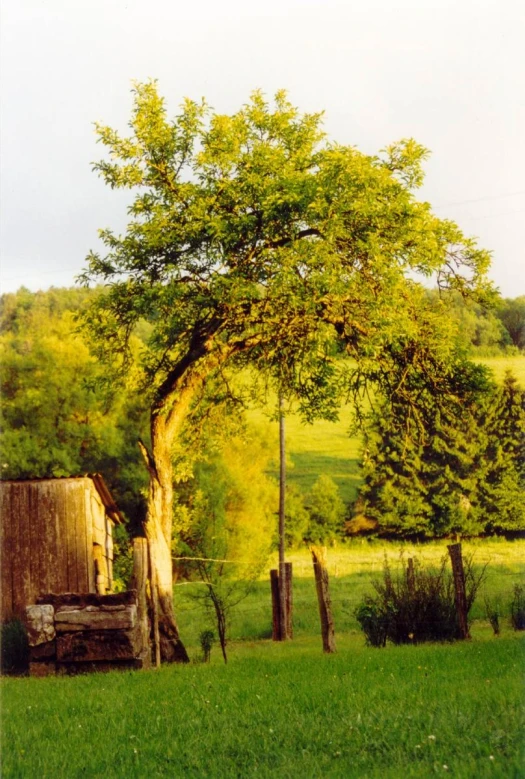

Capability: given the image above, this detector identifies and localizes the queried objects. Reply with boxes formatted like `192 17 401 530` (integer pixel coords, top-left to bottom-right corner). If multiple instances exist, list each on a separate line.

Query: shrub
510 585 525 630
1 620 29 675
355 554 486 646
484 595 501 636
199 630 216 662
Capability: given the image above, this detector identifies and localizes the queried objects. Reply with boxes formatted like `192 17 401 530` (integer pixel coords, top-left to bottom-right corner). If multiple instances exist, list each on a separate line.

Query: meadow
2 539 524 778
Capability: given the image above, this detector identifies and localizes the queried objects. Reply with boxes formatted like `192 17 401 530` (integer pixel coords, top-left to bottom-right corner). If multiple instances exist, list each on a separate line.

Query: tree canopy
80 82 494 661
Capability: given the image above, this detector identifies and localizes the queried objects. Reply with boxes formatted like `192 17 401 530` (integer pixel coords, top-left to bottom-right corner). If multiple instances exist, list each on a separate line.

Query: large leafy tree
81 82 491 661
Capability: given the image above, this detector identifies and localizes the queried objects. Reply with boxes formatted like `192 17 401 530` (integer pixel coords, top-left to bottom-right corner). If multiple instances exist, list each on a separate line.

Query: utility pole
278 393 288 641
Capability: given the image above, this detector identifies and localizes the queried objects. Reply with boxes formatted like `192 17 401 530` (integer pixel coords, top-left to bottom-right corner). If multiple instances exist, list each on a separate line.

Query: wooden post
270 568 281 640
284 561 293 639
447 543 470 640
278 394 288 642
147 540 161 667
407 558 415 595
311 546 336 653
131 537 152 668
271 564 293 640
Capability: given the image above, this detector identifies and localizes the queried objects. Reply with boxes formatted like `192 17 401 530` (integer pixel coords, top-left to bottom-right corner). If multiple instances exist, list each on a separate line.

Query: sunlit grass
175 539 525 649
2 633 523 778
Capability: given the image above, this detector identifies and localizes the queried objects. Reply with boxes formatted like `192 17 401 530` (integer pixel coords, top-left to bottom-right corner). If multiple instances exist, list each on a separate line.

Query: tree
478 371 525 532
81 82 492 661
176 425 276 662
356 362 493 538
496 297 525 350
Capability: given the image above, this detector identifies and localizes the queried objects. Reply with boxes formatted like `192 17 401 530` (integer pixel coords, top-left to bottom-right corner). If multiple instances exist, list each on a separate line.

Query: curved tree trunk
140 411 190 663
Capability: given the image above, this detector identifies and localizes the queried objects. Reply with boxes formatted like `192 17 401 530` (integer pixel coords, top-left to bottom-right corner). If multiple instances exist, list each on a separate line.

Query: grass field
2 545 524 778
2 632 523 777
248 355 525 502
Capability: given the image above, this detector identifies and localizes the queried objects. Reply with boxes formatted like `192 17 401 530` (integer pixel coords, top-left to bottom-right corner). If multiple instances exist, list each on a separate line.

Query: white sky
1 0 524 297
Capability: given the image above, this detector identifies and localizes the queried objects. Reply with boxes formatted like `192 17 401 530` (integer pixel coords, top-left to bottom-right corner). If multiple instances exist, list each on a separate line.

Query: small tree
177 427 276 662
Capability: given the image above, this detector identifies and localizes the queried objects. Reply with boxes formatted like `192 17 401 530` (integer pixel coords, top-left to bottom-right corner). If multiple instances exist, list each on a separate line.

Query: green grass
2 539 524 777
2 635 523 778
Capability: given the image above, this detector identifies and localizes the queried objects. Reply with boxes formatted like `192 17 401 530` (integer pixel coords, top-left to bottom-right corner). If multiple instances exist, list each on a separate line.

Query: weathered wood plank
74 481 89 593
54 480 69 594
85 485 95 592
0 483 14 621
65 482 79 592
57 627 141 662
55 604 137 632
13 483 32 617
30 482 48 601
30 661 57 677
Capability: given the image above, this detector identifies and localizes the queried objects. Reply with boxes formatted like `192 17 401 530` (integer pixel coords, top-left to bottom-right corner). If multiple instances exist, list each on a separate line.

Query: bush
355 555 486 647
510 585 525 630
1 620 29 675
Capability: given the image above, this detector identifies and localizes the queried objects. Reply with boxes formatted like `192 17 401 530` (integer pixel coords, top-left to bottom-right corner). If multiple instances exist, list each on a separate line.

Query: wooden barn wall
0 480 94 622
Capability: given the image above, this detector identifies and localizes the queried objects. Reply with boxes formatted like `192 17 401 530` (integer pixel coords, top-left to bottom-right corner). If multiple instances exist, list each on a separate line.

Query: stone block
25 604 55 646
37 591 137 609
57 627 141 662
55 604 137 632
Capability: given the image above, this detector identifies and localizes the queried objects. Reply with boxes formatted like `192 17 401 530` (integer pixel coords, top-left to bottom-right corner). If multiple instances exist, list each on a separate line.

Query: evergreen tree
479 371 525 532
357 362 494 538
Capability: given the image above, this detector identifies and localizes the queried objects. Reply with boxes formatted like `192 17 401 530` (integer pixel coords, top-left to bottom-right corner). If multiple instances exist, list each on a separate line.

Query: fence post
284 562 293 639
447 542 470 640
311 546 336 653
131 537 152 668
270 569 281 640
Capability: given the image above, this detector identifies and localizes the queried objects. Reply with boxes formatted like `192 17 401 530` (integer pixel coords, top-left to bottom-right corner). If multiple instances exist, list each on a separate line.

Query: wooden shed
0 475 123 623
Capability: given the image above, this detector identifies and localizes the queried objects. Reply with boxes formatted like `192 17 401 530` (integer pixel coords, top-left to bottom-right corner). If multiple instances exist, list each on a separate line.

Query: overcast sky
1 0 524 297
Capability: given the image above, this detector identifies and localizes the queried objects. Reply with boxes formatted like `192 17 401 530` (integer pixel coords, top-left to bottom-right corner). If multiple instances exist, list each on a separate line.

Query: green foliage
111 524 134 592
426 288 509 354
357 367 525 538
496 296 525 350
478 371 525 533
176 422 277 658
304 474 346 545
355 555 486 646
81 81 494 444
283 483 310 548
0 287 149 531
0 620 29 675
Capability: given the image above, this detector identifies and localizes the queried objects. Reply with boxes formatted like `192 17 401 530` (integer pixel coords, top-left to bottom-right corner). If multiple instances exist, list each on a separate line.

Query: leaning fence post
447 542 470 639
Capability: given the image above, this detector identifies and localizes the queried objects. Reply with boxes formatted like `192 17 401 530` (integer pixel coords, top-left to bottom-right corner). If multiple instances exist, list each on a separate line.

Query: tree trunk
141 413 189 664
311 545 336 654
